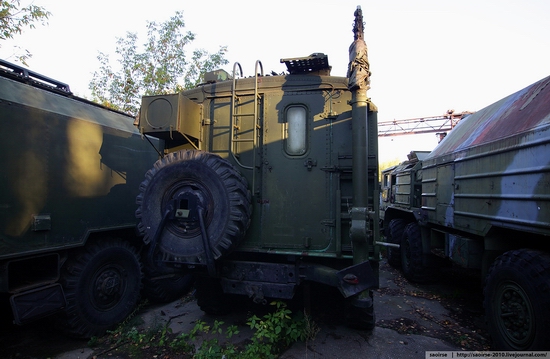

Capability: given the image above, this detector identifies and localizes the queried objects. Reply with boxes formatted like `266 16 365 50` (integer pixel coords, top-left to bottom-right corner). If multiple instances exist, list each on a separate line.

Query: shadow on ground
0 259 490 359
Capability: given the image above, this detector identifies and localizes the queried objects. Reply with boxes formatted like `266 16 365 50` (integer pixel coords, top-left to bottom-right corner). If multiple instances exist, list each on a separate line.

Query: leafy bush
170 301 317 359
89 300 318 358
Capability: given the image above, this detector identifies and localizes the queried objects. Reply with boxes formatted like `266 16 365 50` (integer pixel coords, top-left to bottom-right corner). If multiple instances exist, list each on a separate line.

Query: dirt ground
0 259 491 359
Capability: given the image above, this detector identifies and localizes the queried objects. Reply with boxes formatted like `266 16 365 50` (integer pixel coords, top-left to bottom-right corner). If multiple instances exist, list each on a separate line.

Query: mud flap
11 283 66 325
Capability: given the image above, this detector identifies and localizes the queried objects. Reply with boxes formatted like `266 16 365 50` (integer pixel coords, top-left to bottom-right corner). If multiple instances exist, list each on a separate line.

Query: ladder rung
233 113 255 117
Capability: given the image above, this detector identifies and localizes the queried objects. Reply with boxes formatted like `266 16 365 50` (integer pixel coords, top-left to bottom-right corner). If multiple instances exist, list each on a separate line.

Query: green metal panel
137 47 379 266
394 172 412 206
0 74 160 260
259 90 331 250
140 93 202 143
433 164 455 227
423 75 550 237
421 166 437 214
189 74 364 257
209 96 232 158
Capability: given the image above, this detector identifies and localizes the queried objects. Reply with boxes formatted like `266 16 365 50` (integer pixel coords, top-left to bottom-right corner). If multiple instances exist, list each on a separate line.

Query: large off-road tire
346 290 375 331
387 219 406 268
60 239 142 338
194 277 233 315
142 270 194 304
483 249 550 350
400 222 434 283
141 248 195 303
136 150 252 265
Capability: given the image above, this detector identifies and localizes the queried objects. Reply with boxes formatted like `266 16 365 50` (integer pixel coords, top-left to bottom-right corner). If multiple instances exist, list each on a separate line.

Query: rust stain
430 75 550 157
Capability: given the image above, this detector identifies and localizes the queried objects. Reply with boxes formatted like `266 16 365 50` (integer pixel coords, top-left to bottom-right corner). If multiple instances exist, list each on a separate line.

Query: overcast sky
2 0 549 162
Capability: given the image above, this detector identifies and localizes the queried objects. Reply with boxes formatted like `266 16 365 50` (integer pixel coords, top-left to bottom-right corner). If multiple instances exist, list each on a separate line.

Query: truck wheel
483 249 550 350
141 248 195 303
136 150 252 264
142 271 194 303
60 239 142 338
194 277 232 315
387 219 406 268
400 222 432 283
346 289 375 331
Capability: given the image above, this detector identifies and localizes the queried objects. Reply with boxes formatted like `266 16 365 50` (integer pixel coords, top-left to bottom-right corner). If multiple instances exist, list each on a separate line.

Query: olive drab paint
136 7 380 329
0 59 161 337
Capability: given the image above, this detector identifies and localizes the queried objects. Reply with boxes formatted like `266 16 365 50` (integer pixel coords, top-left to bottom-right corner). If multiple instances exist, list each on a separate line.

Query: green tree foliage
89 11 228 115
0 0 50 64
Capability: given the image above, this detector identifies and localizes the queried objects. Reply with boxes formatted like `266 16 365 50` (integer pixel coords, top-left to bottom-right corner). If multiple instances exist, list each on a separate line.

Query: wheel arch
383 207 416 230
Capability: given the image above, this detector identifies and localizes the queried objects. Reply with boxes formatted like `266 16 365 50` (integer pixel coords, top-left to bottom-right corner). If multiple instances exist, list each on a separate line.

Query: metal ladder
230 60 263 189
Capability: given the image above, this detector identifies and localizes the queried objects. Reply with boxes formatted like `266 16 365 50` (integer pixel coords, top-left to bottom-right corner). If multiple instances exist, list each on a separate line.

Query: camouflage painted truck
380 76 550 349
0 60 189 337
135 7 380 328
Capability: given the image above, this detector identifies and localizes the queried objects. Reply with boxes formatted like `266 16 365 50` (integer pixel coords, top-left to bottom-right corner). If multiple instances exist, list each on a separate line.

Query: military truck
380 75 550 349
135 6 380 328
0 59 188 338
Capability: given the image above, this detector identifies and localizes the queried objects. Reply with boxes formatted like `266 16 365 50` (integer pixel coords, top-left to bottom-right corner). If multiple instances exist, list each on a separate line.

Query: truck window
383 174 390 187
284 106 307 155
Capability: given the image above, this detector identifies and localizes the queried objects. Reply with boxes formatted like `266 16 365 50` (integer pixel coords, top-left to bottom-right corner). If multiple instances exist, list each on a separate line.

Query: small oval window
285 106 307 155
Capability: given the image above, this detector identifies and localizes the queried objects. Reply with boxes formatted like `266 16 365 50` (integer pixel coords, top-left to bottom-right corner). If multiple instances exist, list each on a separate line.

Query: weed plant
89 300 318 359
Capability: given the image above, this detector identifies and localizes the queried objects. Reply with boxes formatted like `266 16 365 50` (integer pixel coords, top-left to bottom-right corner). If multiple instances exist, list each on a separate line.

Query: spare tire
136 150 252 265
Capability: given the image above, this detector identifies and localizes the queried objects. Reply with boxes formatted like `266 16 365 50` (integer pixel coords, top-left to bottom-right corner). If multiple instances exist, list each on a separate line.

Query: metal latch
304 158 317 171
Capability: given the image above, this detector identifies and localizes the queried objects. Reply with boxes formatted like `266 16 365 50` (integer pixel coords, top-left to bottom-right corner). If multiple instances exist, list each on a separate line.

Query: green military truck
135 6 380 328
0 59 176 337
380 76 550 349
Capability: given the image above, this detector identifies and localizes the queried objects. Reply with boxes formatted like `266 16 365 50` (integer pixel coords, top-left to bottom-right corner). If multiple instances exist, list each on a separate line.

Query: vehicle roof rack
280 53 331 75
0 58 72 94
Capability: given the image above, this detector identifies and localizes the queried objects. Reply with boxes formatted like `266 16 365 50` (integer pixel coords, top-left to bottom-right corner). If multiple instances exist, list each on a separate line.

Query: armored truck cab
380 150 429 267
135 7 380 328
380 150 430 212
0 60 162 337
381 75 550 350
